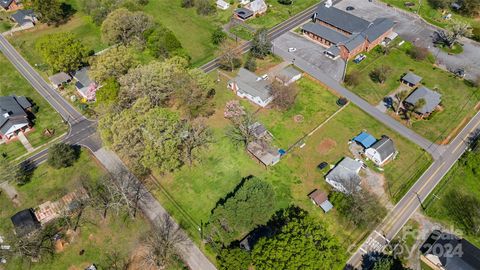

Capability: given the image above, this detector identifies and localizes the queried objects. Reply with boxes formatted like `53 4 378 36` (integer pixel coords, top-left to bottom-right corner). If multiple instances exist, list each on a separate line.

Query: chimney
325 0 332 8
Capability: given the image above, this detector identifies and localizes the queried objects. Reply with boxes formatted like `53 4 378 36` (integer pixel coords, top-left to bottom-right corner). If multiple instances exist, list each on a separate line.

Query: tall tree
176 68 216 118
435 22 472 48
33 0 70 26
211 27 227 45
252 208 345 269
101 8 154 45
36 33 90 72
217 247 251 270
218 42 242 71
95 78 120 105
89 46 136 82
47 143 77 169
205 177 275 244
180 120 213 166
271 80 298 111
196 0 216 15
145 26 184 59
251 28 271 59
370 65 392 84
226 111 258 147
394 89 409 115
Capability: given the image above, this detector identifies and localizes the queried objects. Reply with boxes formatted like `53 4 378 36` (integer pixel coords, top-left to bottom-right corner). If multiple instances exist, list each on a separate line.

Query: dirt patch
316 138 337 155
293 114 304 123
361 169 394 210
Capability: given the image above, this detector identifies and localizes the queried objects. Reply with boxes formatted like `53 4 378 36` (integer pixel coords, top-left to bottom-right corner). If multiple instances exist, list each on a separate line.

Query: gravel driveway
273 32 346 82
335 0 480 80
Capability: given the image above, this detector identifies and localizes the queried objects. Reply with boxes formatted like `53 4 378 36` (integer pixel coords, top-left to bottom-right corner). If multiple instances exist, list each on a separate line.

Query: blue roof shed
353 132 377 148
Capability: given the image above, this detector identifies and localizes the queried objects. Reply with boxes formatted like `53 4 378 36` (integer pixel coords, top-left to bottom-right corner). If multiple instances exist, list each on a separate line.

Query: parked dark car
384 96 393 108
346 6 354 11
317 162 328 170
337 97 348 106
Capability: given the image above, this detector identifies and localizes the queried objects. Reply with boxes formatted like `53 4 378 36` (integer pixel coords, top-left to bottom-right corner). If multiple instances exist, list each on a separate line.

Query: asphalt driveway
334 0 480 80
273 32 346 82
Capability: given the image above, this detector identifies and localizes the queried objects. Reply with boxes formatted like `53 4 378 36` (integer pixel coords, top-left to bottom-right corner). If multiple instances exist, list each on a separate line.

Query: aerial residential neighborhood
0 0 479 269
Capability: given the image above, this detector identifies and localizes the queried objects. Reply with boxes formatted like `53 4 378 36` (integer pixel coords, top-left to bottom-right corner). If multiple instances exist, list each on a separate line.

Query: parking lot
273 32 346 82
335 0 480 80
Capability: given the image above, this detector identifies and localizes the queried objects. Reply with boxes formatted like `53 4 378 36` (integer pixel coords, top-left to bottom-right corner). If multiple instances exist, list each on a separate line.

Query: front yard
150 70 432 264
0 151 151 270
345 42 480 143
0 53 67 160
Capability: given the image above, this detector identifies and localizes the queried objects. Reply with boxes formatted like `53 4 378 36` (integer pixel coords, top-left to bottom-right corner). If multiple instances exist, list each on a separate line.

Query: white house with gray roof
365 136 397 166
404 86 442 116
0 96 32 140
325 157 362 193
10 9 37 30
228 68 273 107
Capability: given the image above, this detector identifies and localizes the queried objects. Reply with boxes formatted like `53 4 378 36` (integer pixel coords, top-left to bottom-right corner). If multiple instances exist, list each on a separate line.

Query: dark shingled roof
313 5 370 34
401 72 423 85
235 7 254 20
0 0 13 9
302 22 349 44
342 33 366 52
0 96 31 135
11 209 41 237
405 86 441 114
369 136 396 162
421 230 480 270
10 9 35 26
363 18 395 42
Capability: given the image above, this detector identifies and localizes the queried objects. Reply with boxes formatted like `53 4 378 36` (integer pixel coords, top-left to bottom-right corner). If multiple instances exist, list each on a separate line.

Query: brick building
301 4 394 60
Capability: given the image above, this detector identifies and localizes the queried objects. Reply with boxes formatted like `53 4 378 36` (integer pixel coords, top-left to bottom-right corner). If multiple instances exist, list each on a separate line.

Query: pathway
0 181 20 206
17 132 33 152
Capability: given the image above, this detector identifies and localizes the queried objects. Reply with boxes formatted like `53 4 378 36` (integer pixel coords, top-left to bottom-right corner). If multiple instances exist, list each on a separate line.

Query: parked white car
288 47 297 52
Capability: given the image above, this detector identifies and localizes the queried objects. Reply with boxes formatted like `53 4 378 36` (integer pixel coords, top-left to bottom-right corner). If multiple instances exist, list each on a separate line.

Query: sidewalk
17 132 34 152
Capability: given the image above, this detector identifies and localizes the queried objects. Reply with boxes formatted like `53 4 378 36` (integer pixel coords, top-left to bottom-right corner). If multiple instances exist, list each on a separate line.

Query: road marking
374 230 389 242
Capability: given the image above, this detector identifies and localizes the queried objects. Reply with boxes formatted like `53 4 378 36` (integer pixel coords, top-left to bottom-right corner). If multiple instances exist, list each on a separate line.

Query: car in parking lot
353 54 366 64
288 47 297 52
346 6 354 11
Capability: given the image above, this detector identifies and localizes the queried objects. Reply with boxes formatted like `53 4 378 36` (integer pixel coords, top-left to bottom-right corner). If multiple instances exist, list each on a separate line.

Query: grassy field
379 0 480 30
248 0 319 28
0 12 13 32
0 151 151 270
142 0 233 66
0 53 67 160
423 148 480 247
345 42 480 143
150 71 432 264
230 24 254 41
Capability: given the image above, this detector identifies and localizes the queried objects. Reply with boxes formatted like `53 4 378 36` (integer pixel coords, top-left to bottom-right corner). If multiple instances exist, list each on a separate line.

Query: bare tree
435 22 472 48
406 98 426 125
370 65 391 84
226 112 258 147
271 80 298 111
330 174 361 194
180 120 213 166
224 100 246 119
85 176 126 219
102 250 132 270
142 214 188 269
218 43 242 71
393 90 409 115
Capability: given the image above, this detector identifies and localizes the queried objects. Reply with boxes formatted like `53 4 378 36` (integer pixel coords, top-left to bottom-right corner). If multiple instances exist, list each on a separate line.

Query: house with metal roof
228 68 273 107
325 157 362 193
401 72 423 87
420 230 480 270
274 66 302 86
353 131 377 149
302 3 395 60
404 86 442 116
308 189 333 213
365 136 397 166
0 95 32 140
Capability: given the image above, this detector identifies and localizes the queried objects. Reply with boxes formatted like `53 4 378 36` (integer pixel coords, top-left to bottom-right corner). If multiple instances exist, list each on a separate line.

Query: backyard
345 42 480 143
248 0 319 28
149 71 432 264
0 151 151 270
379 0 480 30
0 53 67 160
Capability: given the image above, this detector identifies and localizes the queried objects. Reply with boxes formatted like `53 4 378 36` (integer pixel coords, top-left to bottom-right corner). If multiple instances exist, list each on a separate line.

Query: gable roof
326 157 362 185
401 72 423 85
302 22 349 44
341 33 366 52
247 0 266 13
11 209 41 237
353 131 377 148
405 86 442 114
363 18 394 42
0 96 31 135
230 68 272 102
368 136 396 162
308 189 333 212
0 0 13 8
11 9 35 25
49 72 72 86
72 67 93 90
313 5 370 34
276 66 302 81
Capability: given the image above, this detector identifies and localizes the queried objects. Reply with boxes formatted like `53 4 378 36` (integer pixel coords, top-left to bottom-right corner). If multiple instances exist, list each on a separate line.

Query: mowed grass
423 149 480 247
0 53 67 160
150 73 432 264
380 0 480 29
143 0 233 66
0 151 150 270
345 43 480 143
257 77 340 149
248 0 319 28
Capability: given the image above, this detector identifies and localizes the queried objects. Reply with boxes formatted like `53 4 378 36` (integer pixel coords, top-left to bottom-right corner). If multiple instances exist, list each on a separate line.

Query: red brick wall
366 28 393 51
302 30 332 47
314 19 352 36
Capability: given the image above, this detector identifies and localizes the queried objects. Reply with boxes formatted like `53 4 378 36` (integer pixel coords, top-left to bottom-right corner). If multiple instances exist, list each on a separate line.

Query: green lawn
0 151 151 270
0 53 67 160
345 42 480 143
142 0 233 66
0 12 13 32
380 0 480 30
423 148 480 247
230 24 254 41
150 72 432 264
248 0 319 28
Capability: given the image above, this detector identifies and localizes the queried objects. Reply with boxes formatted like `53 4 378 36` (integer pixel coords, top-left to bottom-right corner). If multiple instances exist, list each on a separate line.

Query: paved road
346 110 480 269
0 34 217 270
272 41 444 159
